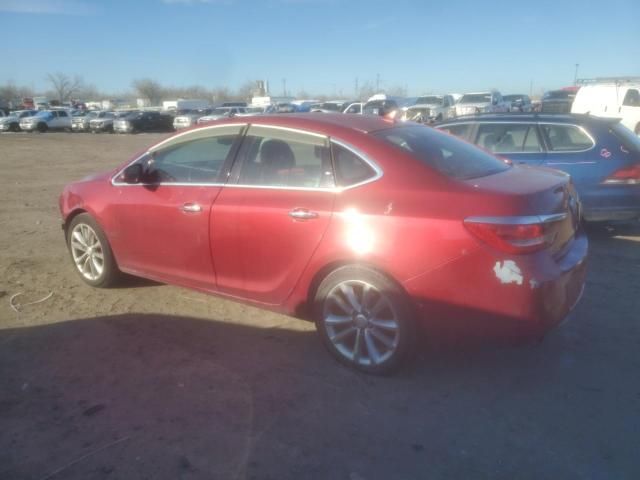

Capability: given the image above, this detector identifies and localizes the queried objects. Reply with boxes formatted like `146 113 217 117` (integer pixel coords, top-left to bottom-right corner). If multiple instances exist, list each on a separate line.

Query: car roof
206 113 397 135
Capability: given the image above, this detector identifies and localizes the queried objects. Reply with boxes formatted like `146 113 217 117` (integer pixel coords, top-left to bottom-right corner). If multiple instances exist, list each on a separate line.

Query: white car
571 80 640 134
0 109 38 132
343 102 363 114
411 95 457 121
173 108 213 130
455 91 509 116
19 110 72 132
197 107 246 125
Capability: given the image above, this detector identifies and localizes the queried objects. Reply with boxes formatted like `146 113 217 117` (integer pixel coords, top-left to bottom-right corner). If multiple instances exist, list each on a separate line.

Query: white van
571 80 640 134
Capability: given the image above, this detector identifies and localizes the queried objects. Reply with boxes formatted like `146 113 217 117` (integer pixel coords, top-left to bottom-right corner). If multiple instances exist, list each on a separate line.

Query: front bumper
19 123 36 131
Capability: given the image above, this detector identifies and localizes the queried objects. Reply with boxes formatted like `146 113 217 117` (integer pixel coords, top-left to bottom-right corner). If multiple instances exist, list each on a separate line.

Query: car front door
108 125 245 289
211 124 335 305
473 122 545 165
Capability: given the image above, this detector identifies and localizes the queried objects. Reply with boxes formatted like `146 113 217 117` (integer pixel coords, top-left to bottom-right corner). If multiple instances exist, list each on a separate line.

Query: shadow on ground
1 301 639 479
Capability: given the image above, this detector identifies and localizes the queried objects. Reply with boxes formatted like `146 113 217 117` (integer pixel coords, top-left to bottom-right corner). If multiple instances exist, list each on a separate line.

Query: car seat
260 139 295 185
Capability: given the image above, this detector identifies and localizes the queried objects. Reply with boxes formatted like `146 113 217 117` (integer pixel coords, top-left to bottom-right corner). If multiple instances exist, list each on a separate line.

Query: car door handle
289 208 319 220
181 203 202 213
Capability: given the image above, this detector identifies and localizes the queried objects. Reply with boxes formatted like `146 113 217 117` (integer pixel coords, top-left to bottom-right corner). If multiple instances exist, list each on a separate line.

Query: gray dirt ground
0 132 639 480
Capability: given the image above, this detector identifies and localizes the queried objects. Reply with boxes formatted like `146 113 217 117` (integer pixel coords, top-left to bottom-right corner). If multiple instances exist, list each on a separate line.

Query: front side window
541 124 594 152
142 126 242 183
58 111 68 117
374 125 510 180
236 126 333 188
475 123 542 153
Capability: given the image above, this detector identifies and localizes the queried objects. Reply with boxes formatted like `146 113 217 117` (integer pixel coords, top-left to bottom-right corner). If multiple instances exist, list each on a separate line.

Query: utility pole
574 64 579 85
376 73 380 92
529 79 533 96
282 78 287 97
355 77 359 97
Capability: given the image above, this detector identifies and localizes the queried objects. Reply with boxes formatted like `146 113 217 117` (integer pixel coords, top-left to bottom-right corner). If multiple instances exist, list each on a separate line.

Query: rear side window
332 143 376 187
373 126 510 180
541 124 594 152
622 89 640 107
236 126 334 188
475 123 542 153
438 123 472 139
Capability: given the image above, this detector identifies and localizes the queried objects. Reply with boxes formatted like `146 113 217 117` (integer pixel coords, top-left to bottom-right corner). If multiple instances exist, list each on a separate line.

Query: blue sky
0 0 638 97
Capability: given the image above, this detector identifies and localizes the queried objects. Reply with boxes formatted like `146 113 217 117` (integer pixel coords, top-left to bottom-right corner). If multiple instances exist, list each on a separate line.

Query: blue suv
436 114 640 222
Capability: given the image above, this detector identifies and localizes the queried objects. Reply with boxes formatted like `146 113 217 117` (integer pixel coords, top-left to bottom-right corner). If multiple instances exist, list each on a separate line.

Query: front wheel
634 123 640 135
66 213 120 287
313 266 416 374
37 122 48 133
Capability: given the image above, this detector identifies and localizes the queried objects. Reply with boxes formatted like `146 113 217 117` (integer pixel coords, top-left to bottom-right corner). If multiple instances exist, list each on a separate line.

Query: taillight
603 163 640 184
464 214 566 254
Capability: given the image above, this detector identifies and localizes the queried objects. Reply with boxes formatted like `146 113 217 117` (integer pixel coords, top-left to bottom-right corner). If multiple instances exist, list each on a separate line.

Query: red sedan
60 114 588 373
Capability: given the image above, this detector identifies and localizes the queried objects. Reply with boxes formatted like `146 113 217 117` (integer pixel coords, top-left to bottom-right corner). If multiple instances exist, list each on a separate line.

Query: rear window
610 123 640 153
373 126 510 180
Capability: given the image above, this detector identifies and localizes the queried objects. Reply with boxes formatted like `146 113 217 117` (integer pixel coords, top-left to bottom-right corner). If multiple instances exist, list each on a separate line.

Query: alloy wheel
322 280 400 367
69 223 105 281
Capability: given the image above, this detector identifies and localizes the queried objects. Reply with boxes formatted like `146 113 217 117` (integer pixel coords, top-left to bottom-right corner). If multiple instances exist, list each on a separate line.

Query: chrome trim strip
247 124 327 139
148 123 248 152
437 121 596 155
111 125 385 192
464 213 568 225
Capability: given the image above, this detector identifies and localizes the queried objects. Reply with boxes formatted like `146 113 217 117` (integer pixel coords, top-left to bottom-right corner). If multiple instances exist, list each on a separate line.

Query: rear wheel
66 213 120 287
37 122 48 133
313 266 415 374
10 122 20 132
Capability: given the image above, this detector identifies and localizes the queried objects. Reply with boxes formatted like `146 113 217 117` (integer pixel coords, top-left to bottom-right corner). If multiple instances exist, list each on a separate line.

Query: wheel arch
304 259 410 318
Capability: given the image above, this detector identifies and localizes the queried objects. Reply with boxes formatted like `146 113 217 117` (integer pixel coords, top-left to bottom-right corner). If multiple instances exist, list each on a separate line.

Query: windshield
503 95 524 102
373 125 510 180
459 93 491 104
210 108 230 115
416 96 443 106
543 90 574 100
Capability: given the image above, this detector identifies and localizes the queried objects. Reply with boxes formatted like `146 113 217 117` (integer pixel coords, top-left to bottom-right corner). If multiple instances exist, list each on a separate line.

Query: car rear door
473 122 545 165
210 124 335 305
108 125 245 289
538 122 600 186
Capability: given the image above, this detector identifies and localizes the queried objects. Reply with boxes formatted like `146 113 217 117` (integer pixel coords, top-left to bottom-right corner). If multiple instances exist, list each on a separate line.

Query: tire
10 122 20 132
634 123 640 135
313 265 416 374
66 213 120 288
37 122 48 133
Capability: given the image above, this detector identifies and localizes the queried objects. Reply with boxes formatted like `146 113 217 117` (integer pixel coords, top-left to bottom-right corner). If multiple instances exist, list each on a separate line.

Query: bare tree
46 73 84 103
235 81 256 102
132 78 164 105
211 87 232 103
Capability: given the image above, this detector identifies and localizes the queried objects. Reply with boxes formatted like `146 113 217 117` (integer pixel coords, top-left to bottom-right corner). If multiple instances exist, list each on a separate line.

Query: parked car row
436 113 640 222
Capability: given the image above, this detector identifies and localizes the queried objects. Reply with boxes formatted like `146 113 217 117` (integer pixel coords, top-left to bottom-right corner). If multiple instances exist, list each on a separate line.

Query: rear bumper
403 231 588 345
580 185 640 222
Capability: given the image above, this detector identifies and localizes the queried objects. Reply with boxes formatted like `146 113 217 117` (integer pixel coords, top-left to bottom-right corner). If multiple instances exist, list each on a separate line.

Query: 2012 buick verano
59 114 588 373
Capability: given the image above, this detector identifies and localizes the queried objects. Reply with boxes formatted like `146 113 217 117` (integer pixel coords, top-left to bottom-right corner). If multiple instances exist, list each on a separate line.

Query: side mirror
122 163 143 184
